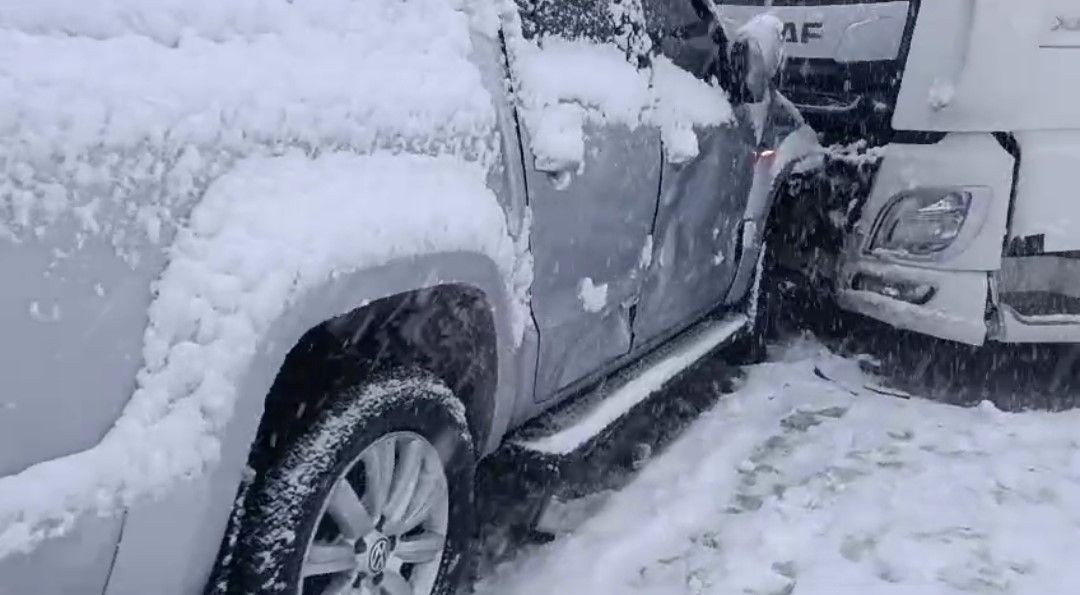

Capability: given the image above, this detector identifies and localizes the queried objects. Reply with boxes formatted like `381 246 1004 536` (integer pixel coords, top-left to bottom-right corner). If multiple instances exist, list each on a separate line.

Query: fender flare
104 251 530 595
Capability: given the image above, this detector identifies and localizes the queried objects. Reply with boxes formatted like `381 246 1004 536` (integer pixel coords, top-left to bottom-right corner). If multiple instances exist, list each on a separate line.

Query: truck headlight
869 189 973 256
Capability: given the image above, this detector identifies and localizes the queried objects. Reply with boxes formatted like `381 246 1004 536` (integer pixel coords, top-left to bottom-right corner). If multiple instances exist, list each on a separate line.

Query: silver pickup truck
0 2 805 594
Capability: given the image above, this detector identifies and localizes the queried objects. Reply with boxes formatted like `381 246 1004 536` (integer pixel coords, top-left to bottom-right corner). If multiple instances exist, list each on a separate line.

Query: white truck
719 0 1080 346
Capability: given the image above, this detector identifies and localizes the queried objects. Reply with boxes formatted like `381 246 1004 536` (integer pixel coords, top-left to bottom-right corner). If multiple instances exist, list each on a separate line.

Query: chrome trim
1001 304 1080 327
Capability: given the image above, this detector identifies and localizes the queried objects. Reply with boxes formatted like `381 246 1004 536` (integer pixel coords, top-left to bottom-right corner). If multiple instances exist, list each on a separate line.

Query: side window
642 0 723 81
515 0 650 65
515 0 616 43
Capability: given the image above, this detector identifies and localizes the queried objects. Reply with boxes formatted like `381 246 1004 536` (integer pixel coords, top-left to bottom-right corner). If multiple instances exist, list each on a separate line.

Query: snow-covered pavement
474 337 1080 595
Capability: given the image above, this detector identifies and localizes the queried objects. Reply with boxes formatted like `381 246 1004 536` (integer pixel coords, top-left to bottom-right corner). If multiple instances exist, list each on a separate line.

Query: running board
509 313 748 457
478 313 747 546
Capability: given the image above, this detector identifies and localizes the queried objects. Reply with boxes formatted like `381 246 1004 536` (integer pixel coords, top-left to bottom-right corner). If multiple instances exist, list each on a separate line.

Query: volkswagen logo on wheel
367 537 390 574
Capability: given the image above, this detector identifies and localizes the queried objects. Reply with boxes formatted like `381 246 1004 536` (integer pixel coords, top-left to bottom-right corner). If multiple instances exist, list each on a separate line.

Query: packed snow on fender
475 337 1080 595
0 0 527 557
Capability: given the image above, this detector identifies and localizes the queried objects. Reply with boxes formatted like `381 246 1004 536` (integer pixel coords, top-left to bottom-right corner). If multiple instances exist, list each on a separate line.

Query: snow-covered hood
0 0 498 246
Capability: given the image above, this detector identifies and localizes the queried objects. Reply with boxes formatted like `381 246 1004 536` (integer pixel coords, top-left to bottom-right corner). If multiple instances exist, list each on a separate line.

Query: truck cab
719 0 1080 346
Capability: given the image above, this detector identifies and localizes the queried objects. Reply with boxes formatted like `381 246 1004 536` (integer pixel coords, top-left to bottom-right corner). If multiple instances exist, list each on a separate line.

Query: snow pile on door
0 0 519 558
504 3 734 170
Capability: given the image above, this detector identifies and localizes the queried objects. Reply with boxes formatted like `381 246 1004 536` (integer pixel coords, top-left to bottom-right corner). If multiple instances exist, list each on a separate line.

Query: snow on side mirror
731 14 785 104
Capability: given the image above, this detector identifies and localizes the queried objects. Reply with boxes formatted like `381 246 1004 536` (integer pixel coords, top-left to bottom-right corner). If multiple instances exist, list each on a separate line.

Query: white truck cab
720 0 1080 346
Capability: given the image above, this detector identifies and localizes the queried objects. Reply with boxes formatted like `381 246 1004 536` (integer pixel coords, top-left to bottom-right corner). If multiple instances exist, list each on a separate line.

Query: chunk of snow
770 125 824 178
977 399 1003 416
659 123 700 164
27 301 60 323
651 56 734 164
0 151 525 558
639 235 654 269
531 104 586 176
928 77 956 110
578 277 609 313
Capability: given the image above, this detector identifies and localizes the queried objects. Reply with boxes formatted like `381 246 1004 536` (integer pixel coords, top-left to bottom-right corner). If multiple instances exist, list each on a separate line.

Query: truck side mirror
721 14 785 105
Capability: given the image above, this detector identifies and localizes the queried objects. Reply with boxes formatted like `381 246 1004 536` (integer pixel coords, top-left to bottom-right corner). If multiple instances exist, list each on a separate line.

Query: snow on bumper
0 151 527 559
837 259 989 346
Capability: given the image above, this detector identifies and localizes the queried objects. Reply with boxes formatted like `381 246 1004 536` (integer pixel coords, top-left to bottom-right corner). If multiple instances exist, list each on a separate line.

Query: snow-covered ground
475 336 1080 595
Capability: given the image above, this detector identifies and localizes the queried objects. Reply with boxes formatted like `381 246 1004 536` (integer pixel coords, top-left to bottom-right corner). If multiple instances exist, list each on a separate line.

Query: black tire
231 369 475 595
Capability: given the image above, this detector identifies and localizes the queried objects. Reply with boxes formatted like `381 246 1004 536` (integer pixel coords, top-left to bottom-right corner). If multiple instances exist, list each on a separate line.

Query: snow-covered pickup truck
720 0 1080 346
0 2 804 594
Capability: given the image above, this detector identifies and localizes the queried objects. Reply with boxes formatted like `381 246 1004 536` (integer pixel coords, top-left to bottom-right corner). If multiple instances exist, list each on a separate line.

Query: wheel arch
105 251 526 595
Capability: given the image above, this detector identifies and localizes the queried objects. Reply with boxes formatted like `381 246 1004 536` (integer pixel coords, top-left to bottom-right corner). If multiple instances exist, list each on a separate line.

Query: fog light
869 188 973 256
852 274 936 305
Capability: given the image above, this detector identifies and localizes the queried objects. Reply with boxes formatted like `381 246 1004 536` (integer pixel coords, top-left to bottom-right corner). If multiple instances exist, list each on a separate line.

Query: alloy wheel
299 432 450 595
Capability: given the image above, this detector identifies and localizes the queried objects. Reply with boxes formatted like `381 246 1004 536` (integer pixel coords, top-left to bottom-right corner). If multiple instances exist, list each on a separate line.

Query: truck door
632 0 757 346
507 0 663 399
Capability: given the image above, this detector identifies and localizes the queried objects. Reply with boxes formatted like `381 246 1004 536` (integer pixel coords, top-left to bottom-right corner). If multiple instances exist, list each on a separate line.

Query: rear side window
642 0 720 80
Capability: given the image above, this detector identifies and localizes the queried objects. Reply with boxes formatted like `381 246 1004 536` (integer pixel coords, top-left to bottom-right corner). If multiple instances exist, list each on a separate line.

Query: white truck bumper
833 133 1013 346
837 260 990 346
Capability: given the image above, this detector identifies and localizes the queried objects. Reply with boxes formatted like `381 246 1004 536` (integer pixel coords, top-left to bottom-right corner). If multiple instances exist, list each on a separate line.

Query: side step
510 312 748 457
477 313 748 548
